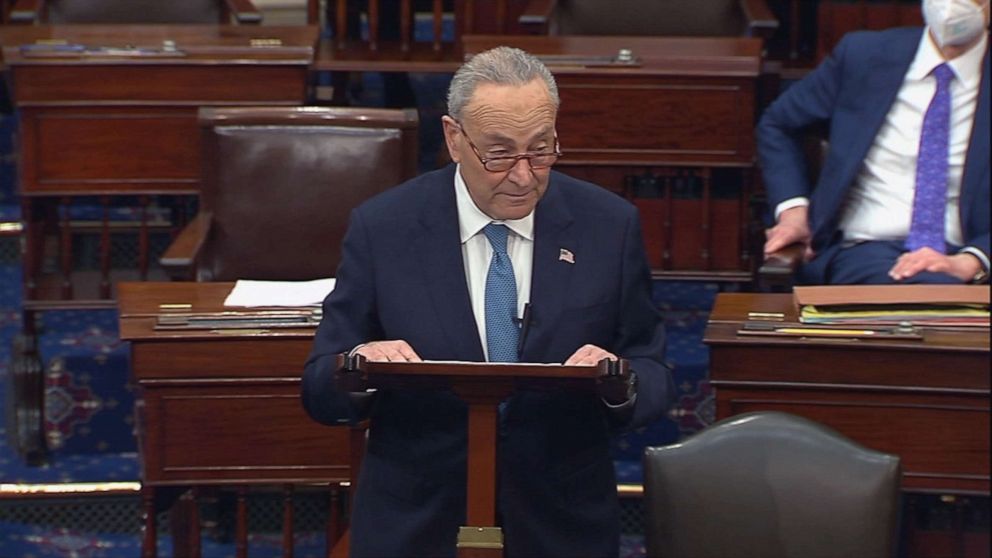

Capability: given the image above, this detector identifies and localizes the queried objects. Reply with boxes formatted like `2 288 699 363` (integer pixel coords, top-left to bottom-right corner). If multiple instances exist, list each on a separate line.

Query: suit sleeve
757 33 851 209
614 209 674 430
964 151 991 262
301 208 382 426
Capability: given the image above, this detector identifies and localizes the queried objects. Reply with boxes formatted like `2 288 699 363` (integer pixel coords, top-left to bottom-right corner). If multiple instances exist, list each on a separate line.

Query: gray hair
447 46 559 121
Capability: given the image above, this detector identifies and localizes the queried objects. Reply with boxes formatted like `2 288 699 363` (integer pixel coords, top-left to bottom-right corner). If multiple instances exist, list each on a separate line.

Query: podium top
357 359 603 380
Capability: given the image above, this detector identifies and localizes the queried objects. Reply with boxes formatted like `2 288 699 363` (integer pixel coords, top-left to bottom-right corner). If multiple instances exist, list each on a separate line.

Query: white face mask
923 0 989 47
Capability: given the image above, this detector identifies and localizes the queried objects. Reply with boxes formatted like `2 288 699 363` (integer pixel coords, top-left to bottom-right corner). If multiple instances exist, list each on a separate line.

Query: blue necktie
483 223 519 363
906 63 954 253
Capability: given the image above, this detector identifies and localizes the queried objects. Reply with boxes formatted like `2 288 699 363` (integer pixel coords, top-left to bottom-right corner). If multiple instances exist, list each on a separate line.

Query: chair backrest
197 106 419 282
552 0 748 37
44 0 224 23
643 411 901 558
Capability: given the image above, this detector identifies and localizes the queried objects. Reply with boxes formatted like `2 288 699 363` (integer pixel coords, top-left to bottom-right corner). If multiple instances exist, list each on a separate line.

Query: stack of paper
794 285 990 328
223 278 335 308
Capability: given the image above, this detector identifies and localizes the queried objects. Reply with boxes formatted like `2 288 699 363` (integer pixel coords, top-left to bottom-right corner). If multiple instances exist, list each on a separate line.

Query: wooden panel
143 384 350 483
817 2 923 62
21 107 199 194
557 165 750 272
12 65 308 104
634 197 666 269
709 342 989 391
706 293 992 495
710 198 743 270
556 78 755 166
132 338 312 379
716 388 990 494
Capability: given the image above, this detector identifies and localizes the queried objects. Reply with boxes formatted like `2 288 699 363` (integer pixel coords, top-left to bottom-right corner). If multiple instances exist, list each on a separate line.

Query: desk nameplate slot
155 310 320 330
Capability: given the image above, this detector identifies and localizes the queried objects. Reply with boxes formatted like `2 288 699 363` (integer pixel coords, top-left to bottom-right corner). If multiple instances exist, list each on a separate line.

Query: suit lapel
521 174 575 362
415 167 485 361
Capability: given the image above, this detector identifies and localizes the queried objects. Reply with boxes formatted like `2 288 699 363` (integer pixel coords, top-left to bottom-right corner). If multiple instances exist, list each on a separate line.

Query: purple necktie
906 63 954 253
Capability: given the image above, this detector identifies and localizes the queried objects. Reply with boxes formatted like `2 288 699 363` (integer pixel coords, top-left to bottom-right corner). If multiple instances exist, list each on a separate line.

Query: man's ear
441 115 462 164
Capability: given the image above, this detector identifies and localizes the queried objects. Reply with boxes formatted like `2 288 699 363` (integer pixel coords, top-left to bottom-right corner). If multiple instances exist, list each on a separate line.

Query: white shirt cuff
958 247 991 273
603 392 636 410
774 197 810 221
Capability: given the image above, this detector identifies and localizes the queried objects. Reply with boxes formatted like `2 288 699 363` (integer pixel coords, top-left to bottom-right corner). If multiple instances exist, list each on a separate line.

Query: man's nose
506 157 533 185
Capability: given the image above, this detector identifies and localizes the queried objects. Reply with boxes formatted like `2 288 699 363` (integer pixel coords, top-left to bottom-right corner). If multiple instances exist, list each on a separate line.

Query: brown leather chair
520 0 778 39
643 411 901 558
9 0 261 23
160 106 419 281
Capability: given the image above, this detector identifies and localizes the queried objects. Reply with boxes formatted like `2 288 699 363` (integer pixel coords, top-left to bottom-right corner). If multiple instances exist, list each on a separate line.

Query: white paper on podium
223 278 335 308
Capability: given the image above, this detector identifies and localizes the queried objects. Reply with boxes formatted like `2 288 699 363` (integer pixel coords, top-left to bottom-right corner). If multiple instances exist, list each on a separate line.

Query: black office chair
643 411 902 558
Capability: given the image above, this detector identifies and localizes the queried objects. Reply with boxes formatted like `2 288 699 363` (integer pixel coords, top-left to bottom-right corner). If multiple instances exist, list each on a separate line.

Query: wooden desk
0 25 317 307
1 25 317 197
705 293 990 495
0 25 318 463
465 35 763 280
118 281 354 557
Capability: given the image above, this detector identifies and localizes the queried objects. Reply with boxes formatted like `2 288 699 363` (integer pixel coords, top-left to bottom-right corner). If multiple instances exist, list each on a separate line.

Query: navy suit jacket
302 165 672 558
758 28 990 282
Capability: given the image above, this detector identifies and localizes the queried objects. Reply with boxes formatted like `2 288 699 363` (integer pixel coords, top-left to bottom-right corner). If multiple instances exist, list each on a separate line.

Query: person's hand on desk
355 340 423 362
343 341 421 413
765 205 814 261
565 344 616 366
889 248 983 282
566 344 636 406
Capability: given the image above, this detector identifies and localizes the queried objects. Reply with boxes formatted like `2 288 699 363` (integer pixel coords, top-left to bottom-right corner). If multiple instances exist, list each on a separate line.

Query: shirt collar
454 164 535 244
908 29 987 88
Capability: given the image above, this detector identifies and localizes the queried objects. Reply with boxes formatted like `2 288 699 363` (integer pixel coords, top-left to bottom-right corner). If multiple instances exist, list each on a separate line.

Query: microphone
516 303 533 359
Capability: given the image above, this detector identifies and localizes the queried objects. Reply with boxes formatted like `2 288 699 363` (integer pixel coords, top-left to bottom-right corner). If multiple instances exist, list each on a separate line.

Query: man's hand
565 344 616 366
355 340 423 362
565 345 636 406
889 248 981 282
764 205 813 261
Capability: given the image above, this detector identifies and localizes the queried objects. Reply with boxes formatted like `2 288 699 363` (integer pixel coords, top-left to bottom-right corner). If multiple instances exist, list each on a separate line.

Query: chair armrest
517 0 557 34
224 0 262 24
9 0 43 23
738 0 779 40
160 211 213 281
757 242 804 290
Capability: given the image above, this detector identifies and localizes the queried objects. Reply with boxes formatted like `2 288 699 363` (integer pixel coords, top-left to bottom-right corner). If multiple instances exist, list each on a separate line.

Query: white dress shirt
454 165 534 361
776 31 989 270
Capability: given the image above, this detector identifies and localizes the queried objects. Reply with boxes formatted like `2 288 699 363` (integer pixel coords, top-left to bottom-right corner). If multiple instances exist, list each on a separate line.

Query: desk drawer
140 382 350 485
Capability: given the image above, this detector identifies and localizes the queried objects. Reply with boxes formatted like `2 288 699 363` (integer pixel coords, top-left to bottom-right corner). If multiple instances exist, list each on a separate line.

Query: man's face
443 79 558 221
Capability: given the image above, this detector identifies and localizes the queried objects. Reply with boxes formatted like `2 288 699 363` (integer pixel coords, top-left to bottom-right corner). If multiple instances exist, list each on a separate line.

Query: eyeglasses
457 122 562 173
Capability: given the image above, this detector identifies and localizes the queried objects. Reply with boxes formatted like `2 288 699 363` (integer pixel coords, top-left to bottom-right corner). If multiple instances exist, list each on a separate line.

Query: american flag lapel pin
559 248 575 264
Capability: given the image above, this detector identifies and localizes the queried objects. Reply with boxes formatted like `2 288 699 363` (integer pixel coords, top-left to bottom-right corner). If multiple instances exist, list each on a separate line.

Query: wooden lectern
335 354 620 558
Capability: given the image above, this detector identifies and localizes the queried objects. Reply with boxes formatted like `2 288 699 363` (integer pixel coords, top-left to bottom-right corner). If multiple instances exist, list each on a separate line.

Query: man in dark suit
758 0 990 284
302 46 673 558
